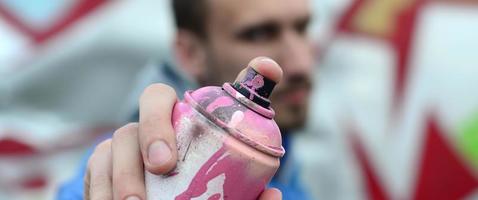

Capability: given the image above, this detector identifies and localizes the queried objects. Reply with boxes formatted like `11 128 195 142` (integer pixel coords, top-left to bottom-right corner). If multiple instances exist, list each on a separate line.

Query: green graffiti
458 112 478 170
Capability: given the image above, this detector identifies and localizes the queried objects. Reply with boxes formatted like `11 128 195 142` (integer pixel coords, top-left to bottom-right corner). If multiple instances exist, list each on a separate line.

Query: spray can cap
232 59 280 108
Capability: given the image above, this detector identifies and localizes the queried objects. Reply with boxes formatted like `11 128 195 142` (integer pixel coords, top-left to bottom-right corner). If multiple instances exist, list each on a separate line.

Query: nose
276 30 314 78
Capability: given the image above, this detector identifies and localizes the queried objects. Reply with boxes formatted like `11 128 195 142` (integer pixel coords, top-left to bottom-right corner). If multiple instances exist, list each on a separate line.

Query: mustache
275 74 313 93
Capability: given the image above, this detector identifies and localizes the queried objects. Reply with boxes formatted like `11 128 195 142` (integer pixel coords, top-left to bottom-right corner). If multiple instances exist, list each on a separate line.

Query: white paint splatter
227 111 244 128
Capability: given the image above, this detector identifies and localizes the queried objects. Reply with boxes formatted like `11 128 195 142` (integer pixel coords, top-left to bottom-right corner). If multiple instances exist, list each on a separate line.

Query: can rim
222 83 275 119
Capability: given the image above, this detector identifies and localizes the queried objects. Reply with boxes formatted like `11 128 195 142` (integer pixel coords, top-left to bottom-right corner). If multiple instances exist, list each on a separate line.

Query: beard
270 73 313 132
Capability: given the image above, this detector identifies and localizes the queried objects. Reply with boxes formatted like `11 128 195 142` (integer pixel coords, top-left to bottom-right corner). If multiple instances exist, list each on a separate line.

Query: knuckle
140 117 161 134
90 174 110 188
113 123 138 140
90 139 112 161
94 139 112 154
87 139 112 171
89 175 112 200
117 169 137 179
114 169 140 185
113 170 143 199
139 118 176 145
141 83 177 102
152 83 176 96
123 122 139 130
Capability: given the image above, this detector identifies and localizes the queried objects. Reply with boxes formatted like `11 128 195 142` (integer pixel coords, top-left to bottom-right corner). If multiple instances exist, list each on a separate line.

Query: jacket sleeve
56 149 91 200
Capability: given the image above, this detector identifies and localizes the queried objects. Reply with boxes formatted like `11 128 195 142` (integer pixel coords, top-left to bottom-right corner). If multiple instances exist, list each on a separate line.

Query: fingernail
125 195 141 200
126 196 141 200
148 140 172 166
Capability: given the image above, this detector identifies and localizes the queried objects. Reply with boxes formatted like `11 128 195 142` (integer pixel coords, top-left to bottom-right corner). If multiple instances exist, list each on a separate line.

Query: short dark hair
172 0 208 38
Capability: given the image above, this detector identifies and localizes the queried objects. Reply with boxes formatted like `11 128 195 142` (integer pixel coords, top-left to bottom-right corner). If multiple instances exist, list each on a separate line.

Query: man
59 0 314 199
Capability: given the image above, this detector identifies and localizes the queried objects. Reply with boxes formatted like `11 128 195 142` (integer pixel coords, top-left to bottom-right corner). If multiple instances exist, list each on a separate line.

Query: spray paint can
146 67 285 200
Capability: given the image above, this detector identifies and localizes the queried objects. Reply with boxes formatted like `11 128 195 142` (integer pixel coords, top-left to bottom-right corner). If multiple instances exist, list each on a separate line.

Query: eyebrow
234 20 280 33
234 13 312 33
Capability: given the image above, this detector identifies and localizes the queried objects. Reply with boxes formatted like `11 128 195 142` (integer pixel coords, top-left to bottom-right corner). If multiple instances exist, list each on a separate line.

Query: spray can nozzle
232 67 277 108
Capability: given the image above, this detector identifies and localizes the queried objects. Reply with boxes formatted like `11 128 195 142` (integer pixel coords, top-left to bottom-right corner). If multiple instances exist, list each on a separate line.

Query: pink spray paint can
145 67 285 200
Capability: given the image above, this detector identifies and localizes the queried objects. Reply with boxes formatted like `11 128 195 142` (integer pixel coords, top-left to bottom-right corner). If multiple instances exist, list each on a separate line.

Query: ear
174 30 207 80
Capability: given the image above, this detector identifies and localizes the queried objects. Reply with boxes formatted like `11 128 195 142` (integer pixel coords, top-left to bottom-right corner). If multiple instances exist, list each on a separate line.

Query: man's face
198 0 314 131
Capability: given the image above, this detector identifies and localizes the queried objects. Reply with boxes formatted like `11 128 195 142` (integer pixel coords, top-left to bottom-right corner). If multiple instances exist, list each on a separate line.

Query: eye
294 17 310 36
236 23 280 43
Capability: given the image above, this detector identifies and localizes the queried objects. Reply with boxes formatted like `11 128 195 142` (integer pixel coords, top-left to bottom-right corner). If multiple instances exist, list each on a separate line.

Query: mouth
285 87 310 104
273 85 311 105
271 73 313 107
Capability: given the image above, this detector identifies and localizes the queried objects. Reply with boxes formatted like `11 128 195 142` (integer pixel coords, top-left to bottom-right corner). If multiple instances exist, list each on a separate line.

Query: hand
84 57 283 200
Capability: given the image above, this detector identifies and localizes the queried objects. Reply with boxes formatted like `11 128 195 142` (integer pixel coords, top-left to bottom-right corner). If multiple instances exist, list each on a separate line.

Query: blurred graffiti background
0 0 173 199
304 0 478 199
1 0 477 199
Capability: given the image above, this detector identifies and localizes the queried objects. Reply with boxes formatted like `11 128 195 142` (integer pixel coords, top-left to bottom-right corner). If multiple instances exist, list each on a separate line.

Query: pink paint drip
175 146 226 200
175 145 265 200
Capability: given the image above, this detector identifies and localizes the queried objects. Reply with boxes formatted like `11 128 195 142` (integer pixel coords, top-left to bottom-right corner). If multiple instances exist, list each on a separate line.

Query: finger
234 68 249 83
138 83 178 174
86 139 113 200
112 123 145 200
258 188 282 200
236 56 283 84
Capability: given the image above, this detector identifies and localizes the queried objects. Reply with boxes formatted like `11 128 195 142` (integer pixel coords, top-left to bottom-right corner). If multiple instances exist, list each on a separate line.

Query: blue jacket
57 62 311 200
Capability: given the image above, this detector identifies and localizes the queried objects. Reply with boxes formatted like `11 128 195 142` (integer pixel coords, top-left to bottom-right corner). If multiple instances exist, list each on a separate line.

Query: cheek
207 45 251 75
205 48 245 83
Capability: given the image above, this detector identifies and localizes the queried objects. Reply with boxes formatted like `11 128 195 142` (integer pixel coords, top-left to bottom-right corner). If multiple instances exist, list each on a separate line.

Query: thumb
258 188 282 200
